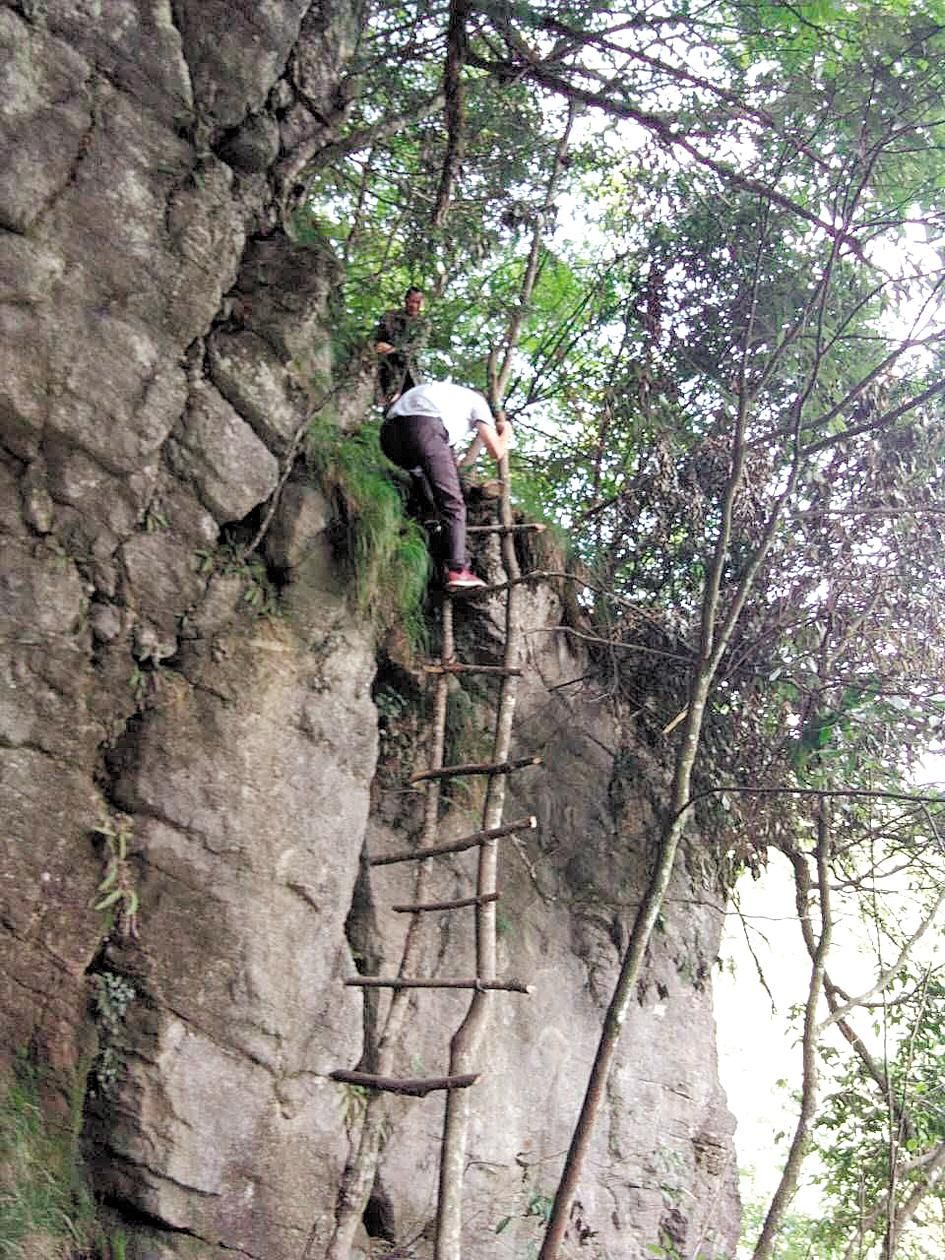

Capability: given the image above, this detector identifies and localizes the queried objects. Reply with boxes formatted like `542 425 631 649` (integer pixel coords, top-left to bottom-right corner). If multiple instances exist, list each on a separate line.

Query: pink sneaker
445 567 487 592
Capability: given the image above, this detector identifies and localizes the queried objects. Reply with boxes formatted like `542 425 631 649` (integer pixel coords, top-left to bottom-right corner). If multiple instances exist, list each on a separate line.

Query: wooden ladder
327 473 546 1254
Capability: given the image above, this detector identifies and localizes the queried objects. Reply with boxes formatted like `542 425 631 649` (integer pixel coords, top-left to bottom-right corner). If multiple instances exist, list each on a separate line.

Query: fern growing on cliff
305 417 430 646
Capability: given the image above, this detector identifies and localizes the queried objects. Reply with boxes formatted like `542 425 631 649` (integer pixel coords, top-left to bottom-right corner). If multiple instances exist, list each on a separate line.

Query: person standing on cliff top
381 381 513 592
373 286 430 405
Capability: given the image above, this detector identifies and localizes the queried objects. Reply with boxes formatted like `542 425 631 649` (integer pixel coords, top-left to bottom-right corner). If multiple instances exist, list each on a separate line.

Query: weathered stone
182 571 246 640
0 458 21 535
42 84 186 303
43 438 158 543
94 616 375 1248
0 232 65 303
90 600 125 644
97 1011 351 1254
276 0 365 164
0 9 92 233
0 535 101 767
263 481 330 570
167 383 279 524
294 0 365 114
162 158 245 339
353 603 741 1260
208 329 307 451
0 742 102 1063
148 474 220 549
46 311 186 476
39 85 242 341
120 531 205 636
0 303 52 460
0 534 86 641
217 112 280 173
44 0 194 125
333 348 378 433
0 7 743 1258
131 622 178 664
229 232 339 370
19 462 55 535
172 0 309 130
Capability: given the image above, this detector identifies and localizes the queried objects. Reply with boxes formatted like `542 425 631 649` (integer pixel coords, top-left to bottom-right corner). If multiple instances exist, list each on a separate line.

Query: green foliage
373 681 425 784
90 972 136 1099
491 1174 560 1254
807 975 945 1256
442 678 494 810
0 1058 129 1258
335 1080 368 1131
495 907 514 939
305 417 431 647
92 816 138 940
283 4 945 1242
303 4 945 1252
141 503 168 533
738 1197 835 1259
0 1058 95 1260
195 543 281 618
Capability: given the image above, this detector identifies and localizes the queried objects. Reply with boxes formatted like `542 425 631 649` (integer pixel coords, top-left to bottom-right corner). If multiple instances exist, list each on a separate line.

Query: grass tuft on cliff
0 1059 94 1259
0 1059 129 1260
305 417 430 647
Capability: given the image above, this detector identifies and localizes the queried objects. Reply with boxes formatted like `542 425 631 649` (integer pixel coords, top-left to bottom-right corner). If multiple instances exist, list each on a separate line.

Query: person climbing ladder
380 381 513 591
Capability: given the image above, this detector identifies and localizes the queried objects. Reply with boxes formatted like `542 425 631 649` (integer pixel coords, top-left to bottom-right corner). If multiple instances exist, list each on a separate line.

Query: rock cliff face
0 3 740 1257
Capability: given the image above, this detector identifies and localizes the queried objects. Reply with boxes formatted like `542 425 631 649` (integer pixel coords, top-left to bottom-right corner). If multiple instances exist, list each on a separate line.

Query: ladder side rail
437 446 525 1258
322 603 455 1260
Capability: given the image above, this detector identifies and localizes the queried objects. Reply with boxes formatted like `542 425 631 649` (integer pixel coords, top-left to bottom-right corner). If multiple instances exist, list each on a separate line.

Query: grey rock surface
167 383 280 524
208 329 308 452
92 613 375 1255
171 0 309 131
0 8 92 234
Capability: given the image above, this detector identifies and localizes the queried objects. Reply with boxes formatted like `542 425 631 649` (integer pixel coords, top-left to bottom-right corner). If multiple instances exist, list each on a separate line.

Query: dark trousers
377 356 422 403
380 413 466 570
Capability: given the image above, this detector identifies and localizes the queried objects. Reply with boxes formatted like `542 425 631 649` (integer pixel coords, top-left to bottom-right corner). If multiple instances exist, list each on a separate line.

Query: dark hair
404 286 424 301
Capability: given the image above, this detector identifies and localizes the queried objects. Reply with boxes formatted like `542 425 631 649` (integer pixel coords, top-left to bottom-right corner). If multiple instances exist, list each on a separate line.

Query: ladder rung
392 892 500 913
410 755 542 784
330 1069 479 1096
368 816 536 867
345 976 533 993
423 662 523 677
458 573 543 595
467 523 546 534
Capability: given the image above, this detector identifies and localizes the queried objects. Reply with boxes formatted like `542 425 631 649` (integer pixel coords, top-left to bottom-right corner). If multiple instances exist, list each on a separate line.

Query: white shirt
387 381 495 448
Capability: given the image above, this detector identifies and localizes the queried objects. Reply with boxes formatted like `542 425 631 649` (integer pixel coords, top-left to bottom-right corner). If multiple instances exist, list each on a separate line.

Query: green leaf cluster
808 975 945 1256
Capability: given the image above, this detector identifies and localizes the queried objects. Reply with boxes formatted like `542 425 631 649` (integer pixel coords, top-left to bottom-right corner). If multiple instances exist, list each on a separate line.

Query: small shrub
92 817 138 940
90 972 136 1098
195 544 280 618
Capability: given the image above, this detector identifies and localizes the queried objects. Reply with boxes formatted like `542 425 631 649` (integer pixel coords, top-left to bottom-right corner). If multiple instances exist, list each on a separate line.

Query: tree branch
432 0 472 226
465 49 867 255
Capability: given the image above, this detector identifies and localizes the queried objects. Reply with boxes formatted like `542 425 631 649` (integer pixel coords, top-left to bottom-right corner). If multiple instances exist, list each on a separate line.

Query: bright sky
715 857 818 1211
